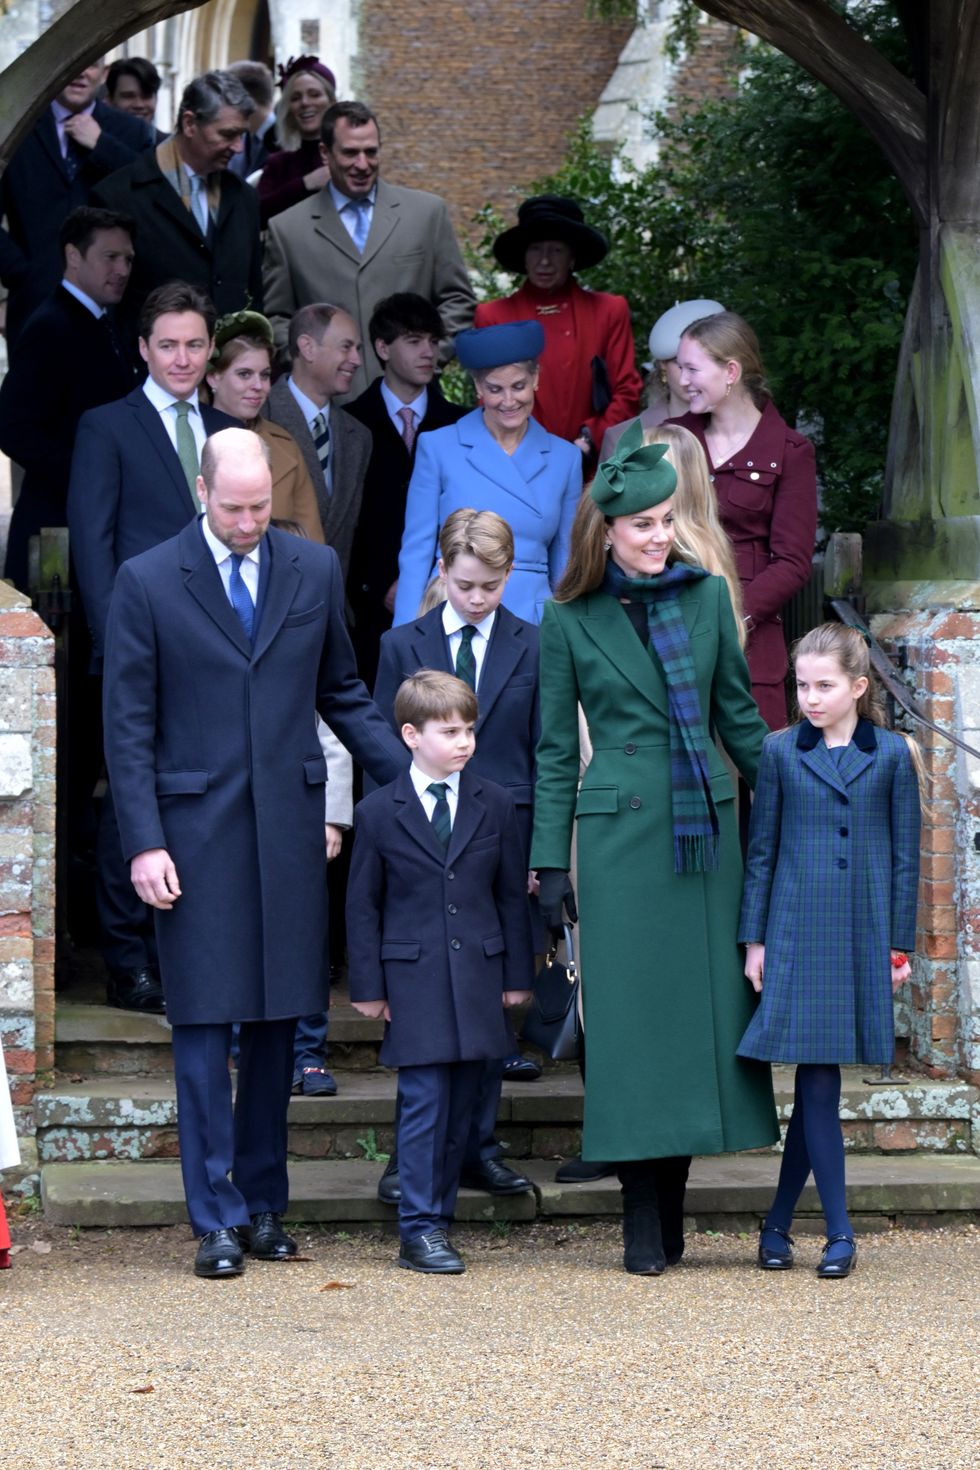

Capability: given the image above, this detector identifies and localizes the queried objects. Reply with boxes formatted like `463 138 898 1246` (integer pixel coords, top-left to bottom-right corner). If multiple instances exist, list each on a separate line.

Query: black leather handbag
521 923 580 1062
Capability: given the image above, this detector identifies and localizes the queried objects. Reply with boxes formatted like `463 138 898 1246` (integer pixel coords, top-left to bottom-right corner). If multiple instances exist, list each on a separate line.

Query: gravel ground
1 1213 977 1470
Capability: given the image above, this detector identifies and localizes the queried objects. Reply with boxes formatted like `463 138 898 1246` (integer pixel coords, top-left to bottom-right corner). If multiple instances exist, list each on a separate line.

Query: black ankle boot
623 1202 666 1275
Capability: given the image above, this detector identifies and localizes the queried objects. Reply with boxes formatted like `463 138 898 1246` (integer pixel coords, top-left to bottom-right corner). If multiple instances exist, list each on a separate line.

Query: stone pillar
0 581 56 1186
870 588 980 1084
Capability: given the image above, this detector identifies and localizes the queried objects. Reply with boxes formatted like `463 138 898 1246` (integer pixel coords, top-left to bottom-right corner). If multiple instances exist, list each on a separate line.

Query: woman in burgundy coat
257 56 336 227
669 311 817 729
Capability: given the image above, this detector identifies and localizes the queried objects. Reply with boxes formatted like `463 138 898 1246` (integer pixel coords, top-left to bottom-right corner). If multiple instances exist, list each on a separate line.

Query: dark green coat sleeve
529 600 583 871
709 577 770 789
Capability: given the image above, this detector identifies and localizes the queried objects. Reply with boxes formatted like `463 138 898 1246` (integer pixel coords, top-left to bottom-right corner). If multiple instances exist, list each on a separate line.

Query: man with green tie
68 280 237 1014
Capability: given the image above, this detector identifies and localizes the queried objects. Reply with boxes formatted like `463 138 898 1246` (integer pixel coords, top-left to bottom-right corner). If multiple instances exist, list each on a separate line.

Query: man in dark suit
345 293 467 686
102 429 406 1277
91 70 263 349
0 60 154 352
264 302 371 584
69 281 237 1015
226 61 279 179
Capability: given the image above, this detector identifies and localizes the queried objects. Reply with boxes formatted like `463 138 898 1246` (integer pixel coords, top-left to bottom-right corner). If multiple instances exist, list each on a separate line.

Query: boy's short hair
395 670 479 731
438 508 514 572
369 291 445 346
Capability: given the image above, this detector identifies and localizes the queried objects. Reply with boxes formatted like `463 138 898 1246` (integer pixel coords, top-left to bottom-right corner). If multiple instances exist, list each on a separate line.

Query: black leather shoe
502 1054 542 1081
106 966 165 1014
555 1156 616 1183
459 1159 533 1196
194 1228 244 1278
398 1229 465 1274
377 1157 400 1204
817 1233 857 1278
623 1203 666 1276
758 1225 795 1270
239 1212 297 1261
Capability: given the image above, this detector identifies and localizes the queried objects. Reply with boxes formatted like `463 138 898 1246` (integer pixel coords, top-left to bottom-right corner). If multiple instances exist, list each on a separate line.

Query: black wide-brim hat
492 195 609 275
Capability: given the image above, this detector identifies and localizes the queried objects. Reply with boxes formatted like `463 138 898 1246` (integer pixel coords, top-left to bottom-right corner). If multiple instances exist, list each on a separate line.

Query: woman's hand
351 999 390 1021
303 164 332 192
325 824 343 861
503 990 532 1008
890 950 911 991
744 942 765 993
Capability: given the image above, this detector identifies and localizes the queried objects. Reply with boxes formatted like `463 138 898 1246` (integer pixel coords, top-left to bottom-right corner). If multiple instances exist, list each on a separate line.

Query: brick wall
0 582 56 1177
354 1 634 240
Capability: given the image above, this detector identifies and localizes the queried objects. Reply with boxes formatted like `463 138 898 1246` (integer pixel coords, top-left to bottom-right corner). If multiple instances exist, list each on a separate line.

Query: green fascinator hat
590 418 677 516
209 310 275 367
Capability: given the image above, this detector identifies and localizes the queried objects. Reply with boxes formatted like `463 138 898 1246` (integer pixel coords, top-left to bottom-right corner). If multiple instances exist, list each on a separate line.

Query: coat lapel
475 611 525 727
578 592 668 715
128 390 200 515
796 716 877 793
359 183 399 269
179 520 251 658
251 530 302 663
460 412 547 515
447 776 487 864
36 111 68 180
309 190 360 265
393 770 450 863
410 615 453 675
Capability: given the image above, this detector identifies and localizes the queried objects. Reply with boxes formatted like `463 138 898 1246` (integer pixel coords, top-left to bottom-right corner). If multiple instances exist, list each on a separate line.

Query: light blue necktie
189 173 209 236
228 554 255 641
346 197 370 253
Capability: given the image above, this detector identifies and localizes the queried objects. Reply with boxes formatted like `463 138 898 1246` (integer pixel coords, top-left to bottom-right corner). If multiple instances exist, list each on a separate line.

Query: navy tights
764 1064 852 1261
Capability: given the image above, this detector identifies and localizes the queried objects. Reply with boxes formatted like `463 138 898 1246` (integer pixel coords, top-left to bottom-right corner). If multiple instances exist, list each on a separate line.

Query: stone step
34 1067 979 1163
40 1153 980 1230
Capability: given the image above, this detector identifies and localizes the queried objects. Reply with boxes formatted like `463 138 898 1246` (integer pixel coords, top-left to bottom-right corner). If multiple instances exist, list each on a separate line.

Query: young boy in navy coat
371 509 542 1205
347 670 534 1273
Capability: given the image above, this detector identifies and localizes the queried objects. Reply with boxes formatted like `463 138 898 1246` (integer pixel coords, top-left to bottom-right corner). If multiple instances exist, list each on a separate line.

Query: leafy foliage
471 2 917 535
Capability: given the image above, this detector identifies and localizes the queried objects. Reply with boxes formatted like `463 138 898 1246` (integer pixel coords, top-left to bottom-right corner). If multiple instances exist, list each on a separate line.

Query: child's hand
527 870 540 897
890 950 911 991
351 999 390 1021
744 943 765 993
503 990 532 1007
325 824 343 861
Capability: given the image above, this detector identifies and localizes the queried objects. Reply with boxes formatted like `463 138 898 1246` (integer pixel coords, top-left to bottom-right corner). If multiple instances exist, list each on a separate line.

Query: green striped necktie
427 782 451 849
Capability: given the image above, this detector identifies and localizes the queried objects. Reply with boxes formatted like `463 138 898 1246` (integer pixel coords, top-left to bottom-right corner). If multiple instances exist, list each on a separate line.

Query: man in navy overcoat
103 429 406 1277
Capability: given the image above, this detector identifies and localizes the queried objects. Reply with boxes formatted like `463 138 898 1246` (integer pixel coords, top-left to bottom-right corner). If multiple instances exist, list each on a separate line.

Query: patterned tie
346 197 371 253
455 624 477 691
63 136 81 182
173 402 201 510
427 782 451 849
397 405 417 453
189 172 209 235
228 554 255 641
311 411 331 493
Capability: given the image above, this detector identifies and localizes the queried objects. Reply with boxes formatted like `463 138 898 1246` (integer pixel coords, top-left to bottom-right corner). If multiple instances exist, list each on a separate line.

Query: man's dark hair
287 302 339 360
178 70 255 128
226 60 274 111
320 100 380 151
106 57 161 100
60 206 136 259
369 292 445 347
139 281 217 341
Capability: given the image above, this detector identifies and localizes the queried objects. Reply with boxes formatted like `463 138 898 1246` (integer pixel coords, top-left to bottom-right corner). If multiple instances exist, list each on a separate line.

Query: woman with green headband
530 419 778 1276
205 310 325 545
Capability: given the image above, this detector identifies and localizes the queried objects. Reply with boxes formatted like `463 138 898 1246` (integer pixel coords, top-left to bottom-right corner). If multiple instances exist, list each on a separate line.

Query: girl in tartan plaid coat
738 623 922 1278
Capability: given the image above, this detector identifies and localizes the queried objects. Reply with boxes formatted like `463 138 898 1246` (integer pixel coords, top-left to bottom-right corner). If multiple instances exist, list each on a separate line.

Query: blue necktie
189 173 209 236
427 783 451 849
228 554 255 641
346 197 370 253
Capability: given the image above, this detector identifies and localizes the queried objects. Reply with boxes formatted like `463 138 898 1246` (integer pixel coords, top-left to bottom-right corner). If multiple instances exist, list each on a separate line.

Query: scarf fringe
674 832 721 875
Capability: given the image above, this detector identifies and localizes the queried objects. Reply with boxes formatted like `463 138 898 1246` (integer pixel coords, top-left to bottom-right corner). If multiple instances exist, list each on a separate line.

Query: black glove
536 868 578 934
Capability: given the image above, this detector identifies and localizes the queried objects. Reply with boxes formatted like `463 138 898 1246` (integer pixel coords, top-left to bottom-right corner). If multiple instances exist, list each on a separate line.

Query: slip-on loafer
377 1157 400 1204
239 1211 297 1261
817 1233 857 1279
294 1067 338 1097
758 1225 795 1270
459 1159 533 1196
502 1054 542 1082
398 1229 465 1274
194 1228 245 1278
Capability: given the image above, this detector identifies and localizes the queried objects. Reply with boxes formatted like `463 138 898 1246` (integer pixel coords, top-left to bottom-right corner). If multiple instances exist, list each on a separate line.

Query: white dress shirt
61 278 104 319
199 513 261 604
442 603 496 692
380 380 428 440
286 376 332 492
142 377 208 460
329 181 377 244
410 762 460 828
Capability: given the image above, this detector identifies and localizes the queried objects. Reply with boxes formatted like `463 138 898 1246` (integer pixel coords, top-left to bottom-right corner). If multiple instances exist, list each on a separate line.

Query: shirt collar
51 99 96 126
61 279 104 319
143 376 202 415
329 181 377 212
287 374 327 426
442 602 496 640
380 379 427 423
410 763 461 800
199 513 262 569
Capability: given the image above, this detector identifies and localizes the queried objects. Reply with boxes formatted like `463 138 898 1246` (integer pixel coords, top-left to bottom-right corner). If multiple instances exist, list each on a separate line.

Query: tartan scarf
602 558 720 874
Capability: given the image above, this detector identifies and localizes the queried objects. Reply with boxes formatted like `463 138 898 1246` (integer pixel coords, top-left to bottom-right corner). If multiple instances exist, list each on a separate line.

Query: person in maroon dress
669 310 817 729
474 195 642 466
257 56 336 227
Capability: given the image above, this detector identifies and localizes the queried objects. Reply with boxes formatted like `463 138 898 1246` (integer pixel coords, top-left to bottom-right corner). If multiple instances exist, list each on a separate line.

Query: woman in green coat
531 421 779 1275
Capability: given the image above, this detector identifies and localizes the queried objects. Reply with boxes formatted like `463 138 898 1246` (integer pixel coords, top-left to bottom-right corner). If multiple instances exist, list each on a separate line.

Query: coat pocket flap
483 934 506 957
282 602 326 628
155 769 209 796
304 756 328 785
506 784 533 805
380 941 421 962
575 785 618 816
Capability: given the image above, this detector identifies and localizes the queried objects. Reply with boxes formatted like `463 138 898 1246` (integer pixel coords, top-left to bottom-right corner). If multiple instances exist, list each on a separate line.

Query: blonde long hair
555 424 745 645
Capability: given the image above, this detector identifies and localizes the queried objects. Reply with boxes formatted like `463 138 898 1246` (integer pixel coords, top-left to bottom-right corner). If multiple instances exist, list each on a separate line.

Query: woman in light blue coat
393 321 582 626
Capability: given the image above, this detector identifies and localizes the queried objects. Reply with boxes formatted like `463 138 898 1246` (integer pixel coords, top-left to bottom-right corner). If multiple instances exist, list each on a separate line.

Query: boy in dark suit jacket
348 671 534 1273
371 509 542 1206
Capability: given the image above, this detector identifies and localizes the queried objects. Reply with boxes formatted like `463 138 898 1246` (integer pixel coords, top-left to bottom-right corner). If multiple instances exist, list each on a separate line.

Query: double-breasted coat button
624 743 637 755
839 827 849 837
450 938 461 950
447 870 455 880
629 796 642 809
747 460 753 467
448 903 458 915
837 859 848 870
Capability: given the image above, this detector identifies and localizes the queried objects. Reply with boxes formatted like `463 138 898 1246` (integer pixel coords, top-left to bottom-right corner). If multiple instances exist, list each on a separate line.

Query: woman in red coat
669 311 817 729
474 196 642 465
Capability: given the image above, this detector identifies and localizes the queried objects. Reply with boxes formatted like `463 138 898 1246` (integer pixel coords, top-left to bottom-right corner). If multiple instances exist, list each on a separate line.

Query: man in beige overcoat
263 101 476 398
